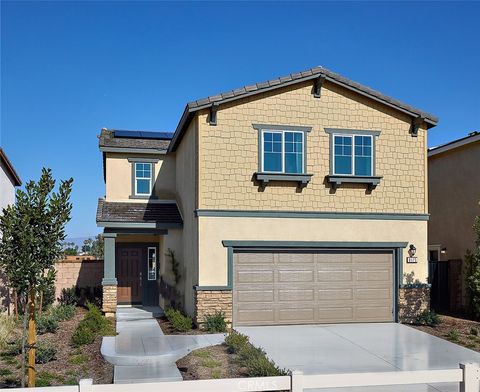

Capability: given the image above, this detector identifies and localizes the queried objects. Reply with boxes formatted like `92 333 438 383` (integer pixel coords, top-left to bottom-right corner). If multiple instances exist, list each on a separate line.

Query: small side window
147 247 157 281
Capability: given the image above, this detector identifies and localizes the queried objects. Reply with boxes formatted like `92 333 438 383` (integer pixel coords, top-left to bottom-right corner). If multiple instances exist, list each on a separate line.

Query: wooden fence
7 363 479 392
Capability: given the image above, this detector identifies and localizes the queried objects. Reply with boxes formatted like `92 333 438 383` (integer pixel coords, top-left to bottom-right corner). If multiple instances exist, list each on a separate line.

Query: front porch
96 199 183 317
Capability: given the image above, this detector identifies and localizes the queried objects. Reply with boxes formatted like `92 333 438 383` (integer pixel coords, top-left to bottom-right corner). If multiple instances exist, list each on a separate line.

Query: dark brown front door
117 247 143 304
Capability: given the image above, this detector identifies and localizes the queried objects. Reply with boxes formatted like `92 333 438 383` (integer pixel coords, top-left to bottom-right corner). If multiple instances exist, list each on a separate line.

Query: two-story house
428 131 480 313
97 66 438 326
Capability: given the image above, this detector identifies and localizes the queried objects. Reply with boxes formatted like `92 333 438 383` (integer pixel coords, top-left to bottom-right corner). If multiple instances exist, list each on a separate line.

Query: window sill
255 172 313 188
326 175 382 190
129 195 158 200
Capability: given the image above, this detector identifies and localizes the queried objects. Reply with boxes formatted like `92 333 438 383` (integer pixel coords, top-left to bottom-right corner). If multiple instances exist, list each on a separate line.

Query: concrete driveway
238 323 480 392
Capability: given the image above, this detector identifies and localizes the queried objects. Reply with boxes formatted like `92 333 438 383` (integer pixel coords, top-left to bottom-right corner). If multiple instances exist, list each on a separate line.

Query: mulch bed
408 314 480 352
157 316 207 335
176 344 247 380
0 307 113 388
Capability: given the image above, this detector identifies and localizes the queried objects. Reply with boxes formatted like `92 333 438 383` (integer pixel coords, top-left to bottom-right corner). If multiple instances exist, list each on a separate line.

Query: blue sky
1 1 479 238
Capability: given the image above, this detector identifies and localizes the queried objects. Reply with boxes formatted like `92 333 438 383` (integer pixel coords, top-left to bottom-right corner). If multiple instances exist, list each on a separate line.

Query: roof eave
0 149 21 186
428 133 480 157
99 146 168 154
168 71 439 151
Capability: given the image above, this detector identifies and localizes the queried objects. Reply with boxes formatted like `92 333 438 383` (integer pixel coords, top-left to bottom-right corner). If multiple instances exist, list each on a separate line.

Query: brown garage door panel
233 250 394 326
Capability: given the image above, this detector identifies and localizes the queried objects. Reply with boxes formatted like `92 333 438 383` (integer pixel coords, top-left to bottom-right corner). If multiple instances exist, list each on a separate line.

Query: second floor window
135 162 152 195
333 134 373 176
262 130 304 174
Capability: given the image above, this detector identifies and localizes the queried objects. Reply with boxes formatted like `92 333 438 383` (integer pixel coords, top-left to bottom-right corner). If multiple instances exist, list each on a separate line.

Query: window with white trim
134 162 152 195
333 134 373 176
147 247 157 281
262 130 304 174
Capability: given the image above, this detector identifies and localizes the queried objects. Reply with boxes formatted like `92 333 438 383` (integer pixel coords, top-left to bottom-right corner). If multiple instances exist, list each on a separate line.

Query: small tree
0 168 72 387
90 234 104 258
82 238 93 254
465 215 480 319
63 241 78 256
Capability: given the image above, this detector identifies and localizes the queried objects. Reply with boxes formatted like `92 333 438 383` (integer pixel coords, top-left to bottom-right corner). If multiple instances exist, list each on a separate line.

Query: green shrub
50 304 76 322
71 303 114 346
69 353 88 365
0 314 18 351
81 303 115 336
71 325 95 347
36 314 59 334
415 310 440 327
447 329 460 342
35 343 57 364
59 287 77 306
75 286 102 308
225 331 249 354
2 339 22 356
470 327 479 336
0 367 13 376
237 345 287 377
202 311 227 333
165 308 193 332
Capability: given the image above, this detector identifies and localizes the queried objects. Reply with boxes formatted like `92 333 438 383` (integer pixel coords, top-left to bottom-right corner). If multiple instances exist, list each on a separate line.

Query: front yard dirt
0 307 113 388
176 344 247 380
409 314 480 352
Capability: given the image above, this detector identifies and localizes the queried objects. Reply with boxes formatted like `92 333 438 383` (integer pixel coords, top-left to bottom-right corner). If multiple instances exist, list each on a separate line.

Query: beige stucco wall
105 152 176 201
172 119 199 316
429 141 480 261
102 122 198 315
197 81 427 214
198 216 428 286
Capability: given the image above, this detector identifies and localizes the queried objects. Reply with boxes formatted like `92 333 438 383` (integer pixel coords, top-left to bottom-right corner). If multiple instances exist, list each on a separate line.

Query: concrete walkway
101 307 225 384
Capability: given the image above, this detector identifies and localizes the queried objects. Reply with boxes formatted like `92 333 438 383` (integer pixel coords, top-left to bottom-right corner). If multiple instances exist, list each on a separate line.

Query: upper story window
325 128 381 190
262 130 304 174
134 162 152 195
333 134 373 176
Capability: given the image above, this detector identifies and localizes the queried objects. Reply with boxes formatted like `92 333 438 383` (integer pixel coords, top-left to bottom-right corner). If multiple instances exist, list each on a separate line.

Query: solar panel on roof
140 131 174 140
113 130 174 140
114 130 141 138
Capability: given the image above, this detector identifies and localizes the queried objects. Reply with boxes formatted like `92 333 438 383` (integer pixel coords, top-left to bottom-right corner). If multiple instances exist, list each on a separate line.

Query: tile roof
169 65 439 152
185 66 438 122
96 199 182 226
0 148 21 186
99 129 171 152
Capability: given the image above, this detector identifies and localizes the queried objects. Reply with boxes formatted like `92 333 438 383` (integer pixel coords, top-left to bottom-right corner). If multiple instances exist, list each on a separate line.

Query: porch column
102 233 117 317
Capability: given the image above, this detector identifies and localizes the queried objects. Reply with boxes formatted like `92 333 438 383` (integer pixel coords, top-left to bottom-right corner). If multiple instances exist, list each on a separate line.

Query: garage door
233 249 393 326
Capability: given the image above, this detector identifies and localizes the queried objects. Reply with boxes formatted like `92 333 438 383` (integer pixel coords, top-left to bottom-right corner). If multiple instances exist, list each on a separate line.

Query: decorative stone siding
102 285 117 317
54 259 103 302
198 81 427 214
399 286 430 322
195 290 232 326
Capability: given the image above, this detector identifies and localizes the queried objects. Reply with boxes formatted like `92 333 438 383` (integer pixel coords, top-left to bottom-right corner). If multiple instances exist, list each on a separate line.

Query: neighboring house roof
0 148 21 186
96 199 183 227
98 129 173 153
428 131 480 158
169 65 439 152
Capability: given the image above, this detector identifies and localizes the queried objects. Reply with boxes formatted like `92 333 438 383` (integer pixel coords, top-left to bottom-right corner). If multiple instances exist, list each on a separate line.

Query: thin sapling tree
0 168 73 387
